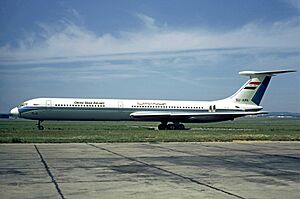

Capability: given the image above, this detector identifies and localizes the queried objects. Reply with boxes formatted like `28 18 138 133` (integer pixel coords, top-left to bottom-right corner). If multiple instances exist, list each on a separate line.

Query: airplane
10 69 296 130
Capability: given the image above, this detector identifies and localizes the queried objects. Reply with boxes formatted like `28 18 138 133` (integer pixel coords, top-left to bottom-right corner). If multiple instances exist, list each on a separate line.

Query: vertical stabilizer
227 70 296 105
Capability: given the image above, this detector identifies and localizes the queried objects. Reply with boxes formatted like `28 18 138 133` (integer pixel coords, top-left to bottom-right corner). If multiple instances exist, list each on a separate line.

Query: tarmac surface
0 142 299 199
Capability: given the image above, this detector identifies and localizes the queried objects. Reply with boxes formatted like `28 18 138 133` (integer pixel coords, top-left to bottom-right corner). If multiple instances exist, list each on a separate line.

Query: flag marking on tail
249 82 261 85
244 81 261 90
244 87 257 90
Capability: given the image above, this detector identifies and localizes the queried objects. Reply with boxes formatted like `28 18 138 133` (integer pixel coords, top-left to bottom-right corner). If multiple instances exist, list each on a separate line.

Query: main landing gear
37 120 44 130
158 122 185 130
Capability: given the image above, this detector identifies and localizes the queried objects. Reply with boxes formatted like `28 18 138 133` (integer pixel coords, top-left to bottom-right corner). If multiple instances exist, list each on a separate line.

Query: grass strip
0 118 299 143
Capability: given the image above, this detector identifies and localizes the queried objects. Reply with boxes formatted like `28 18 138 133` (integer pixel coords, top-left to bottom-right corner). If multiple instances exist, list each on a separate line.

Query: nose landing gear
37 120 44 130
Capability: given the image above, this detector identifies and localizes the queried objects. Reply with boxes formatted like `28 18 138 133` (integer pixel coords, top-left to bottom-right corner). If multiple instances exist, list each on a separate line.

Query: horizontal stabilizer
239 69 296 76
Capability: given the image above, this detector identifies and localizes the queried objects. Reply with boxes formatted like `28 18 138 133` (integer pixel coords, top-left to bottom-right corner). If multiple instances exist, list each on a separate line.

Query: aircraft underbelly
20 108 238 123
188 115 235 123
21 109 132 121
129 113 236 123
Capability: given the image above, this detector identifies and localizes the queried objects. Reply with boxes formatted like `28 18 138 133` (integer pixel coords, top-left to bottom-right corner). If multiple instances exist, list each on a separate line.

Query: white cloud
135 13 157 31
0 13 300 65
284 0 300 12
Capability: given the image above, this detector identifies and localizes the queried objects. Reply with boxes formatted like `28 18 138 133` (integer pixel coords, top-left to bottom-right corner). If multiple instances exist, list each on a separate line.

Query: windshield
18 102 28 108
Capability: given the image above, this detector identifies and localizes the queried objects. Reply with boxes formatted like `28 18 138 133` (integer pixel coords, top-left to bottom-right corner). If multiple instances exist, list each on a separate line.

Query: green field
0 117 299 143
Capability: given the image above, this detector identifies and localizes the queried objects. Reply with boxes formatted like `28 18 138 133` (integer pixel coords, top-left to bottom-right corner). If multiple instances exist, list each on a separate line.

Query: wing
130 111 268 122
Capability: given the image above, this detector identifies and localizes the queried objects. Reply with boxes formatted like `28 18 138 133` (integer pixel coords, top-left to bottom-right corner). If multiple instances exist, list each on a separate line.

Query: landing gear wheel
158 123 167 130
178 124 185 130
158 122 186 130
38 125 44 130
167 124 175 130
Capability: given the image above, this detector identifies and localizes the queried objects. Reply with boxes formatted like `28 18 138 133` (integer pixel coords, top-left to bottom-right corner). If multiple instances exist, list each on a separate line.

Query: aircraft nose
10 107 19 117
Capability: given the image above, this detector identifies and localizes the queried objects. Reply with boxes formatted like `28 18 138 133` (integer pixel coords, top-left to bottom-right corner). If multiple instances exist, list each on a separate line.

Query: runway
0 142 299 199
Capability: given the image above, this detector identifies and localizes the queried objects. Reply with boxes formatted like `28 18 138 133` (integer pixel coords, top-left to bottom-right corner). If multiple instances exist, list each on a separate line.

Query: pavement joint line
144 143 300 175
200 144 300 160
237 142 300 151
34 144 66 199
3 181 58 185
0 167 46 170
87 143 246 199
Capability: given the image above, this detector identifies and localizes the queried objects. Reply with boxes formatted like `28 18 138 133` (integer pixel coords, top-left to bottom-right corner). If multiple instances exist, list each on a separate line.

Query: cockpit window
18 103 28 107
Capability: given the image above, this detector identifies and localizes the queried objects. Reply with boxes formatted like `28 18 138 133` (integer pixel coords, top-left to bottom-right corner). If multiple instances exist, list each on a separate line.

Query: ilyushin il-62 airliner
10 69 296 130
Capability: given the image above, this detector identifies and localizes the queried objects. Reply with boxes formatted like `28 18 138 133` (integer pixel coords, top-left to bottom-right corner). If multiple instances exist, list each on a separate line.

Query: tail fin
227 69 296 105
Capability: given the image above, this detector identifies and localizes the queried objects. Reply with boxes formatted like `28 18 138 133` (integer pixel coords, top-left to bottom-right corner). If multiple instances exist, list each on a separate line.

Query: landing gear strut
37 120 44 130
158 122 185 130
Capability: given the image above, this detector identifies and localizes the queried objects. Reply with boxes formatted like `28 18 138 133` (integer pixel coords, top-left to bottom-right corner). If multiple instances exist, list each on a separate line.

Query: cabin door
46 100 52 108
209 105 216 112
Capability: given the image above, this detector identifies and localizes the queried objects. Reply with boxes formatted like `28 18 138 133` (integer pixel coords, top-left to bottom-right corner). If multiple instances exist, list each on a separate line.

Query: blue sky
0 0 299 113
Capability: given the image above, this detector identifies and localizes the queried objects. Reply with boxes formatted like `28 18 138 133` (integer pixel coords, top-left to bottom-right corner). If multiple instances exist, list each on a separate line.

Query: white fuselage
13 97 261 123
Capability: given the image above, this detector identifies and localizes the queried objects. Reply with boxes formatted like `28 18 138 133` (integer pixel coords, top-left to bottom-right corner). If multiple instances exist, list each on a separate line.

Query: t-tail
227 69 296 106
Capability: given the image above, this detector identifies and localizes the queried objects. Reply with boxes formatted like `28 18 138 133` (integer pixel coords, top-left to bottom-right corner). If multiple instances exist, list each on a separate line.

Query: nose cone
10 107 19 117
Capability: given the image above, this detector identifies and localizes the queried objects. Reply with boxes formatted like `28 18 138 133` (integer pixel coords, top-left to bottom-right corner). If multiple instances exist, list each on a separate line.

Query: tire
158 124 166 130
178 124 185 130
167 124 175 130
38 126 44 130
